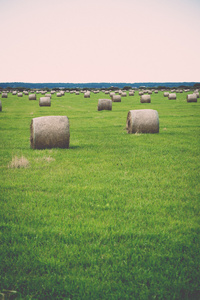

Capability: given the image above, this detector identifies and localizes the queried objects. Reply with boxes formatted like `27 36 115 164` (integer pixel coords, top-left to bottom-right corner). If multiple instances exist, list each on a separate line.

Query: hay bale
168 93 176 100
112 95 121 102
154 90 158 93
140 95 151 103
187 94 197 102
2 93 7 98
129 91 134 96
97 99 112 111
84 91 90 98
18 93 23 97
45 93 51 99
39 97 51 106
29 94 36 100
121 92 127 97
164 92 169 97
0 100 2 111
30 116 70 149
139 91 143 96
195 92 199 98
56 93 62 97
12 91 17 95
126 109 159 134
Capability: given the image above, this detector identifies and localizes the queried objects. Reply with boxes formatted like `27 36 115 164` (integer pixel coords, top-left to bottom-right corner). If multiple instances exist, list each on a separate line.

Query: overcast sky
0 0 199 83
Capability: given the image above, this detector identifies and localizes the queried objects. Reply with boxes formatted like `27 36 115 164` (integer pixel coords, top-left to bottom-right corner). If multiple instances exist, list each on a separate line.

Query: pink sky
0 0 200 83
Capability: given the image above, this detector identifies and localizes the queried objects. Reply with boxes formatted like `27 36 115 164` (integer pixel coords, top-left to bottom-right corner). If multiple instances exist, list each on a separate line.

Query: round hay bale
18 92 23 97
187 94 197 102
154 90 158 93
195 92 199 98
39 97 51 106
112 95 121 102
75 92 80 95
30 116 70 149
56 93 62 97
140 95 151 103
84 91 90 98
139 91 143 96
29 94 36 100
12 91 17 95
97 99 112 111
2 93 7 98
126 109 159 134
45 93 51 99
0 100 2 111
129 91 134 96
168 93 176 100
163 92 169 97
41 91 46 95
121 92 127 97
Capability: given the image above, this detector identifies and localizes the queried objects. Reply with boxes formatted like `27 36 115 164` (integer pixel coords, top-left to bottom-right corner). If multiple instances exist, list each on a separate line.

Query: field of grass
0 90 199 299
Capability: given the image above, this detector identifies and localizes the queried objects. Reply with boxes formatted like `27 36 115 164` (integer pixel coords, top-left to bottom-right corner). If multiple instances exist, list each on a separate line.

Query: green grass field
0 90 199 299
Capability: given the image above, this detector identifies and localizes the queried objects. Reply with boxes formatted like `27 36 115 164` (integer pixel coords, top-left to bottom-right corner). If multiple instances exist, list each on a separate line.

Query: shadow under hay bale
30 116 70 149
126 109 159 134
39 97 51 106
97 99 112 111
0 101 2 111
2 93 7 98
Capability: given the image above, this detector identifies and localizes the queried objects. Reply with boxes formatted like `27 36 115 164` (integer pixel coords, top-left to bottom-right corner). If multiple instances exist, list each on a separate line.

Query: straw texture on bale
140 95 151 103
18 93 23 97
168 93 176 100
0 100 2 111
97 99 112 111
187 94 197 102
112 95 121 102
2 93 7 98
30 116 70 149
39 97 51 106
29 94 36 100
127 109 159 134
84 92 90 98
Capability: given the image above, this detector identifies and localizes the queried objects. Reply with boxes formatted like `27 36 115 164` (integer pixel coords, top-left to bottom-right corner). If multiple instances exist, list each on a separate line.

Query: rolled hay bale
195 92 199 98
29 94 36 100
105 91 109 94
0 100 2 111
163 92 169 97
39 97 51 106
12 91 17 95
2 93 8 98
75 92 80 95
30 116 70 149
97 99 112 111
148 90 152 94
140 95 151 103
45 93 51 99
129 91 134 96
24 91 29 95
139 91 144 96
187 94 197 102
18 92 23 97
121 92 127 97
84 91 90 98
51 90 55 94
110 92 115 98
56 92 62 97
112 95 121 102
168 93 176 100
126 109 159 134
41 91 46 95
154 90 158 93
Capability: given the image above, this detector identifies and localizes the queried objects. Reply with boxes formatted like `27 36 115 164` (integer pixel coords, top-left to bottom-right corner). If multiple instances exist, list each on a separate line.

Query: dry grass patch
35 156 55 163
8 156 29 169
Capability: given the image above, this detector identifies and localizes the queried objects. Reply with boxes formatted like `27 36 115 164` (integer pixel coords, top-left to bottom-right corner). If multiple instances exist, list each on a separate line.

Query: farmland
0 90 199 299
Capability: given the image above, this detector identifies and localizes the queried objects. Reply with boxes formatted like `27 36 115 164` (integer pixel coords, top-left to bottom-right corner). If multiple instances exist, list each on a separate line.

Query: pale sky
0 0 200 83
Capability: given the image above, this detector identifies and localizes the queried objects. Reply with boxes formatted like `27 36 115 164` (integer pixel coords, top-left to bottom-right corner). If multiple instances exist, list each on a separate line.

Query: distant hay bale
126 109 159 134
45 93 51 99
129 91 134 96
105 91 109 94
84 91 90 98
29 94 36 100
164 92 169 97
195 92 199 98
23 91 29 95
112 95 121 102
0 100 2 111
140 95 151 103
121 92 127 97
187 94 197 102
110 92 115 98
154 90 158 93
168 93 176 100
97 99 112 111
18 93 23 97
148 90 152 94
39 97 51 106
75 92 80 95
41 91 46 95
51 90 55 94
12 91 17 95
2 93 7 98
139 91 143 96
30 116 70 149
56 93 62 97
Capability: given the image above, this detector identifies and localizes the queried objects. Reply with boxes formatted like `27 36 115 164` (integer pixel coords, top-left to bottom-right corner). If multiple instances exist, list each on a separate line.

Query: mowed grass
0 91 199 299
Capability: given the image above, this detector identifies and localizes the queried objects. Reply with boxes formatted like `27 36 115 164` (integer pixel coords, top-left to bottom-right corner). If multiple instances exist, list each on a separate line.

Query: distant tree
193 83 200 88
123 86 132 90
